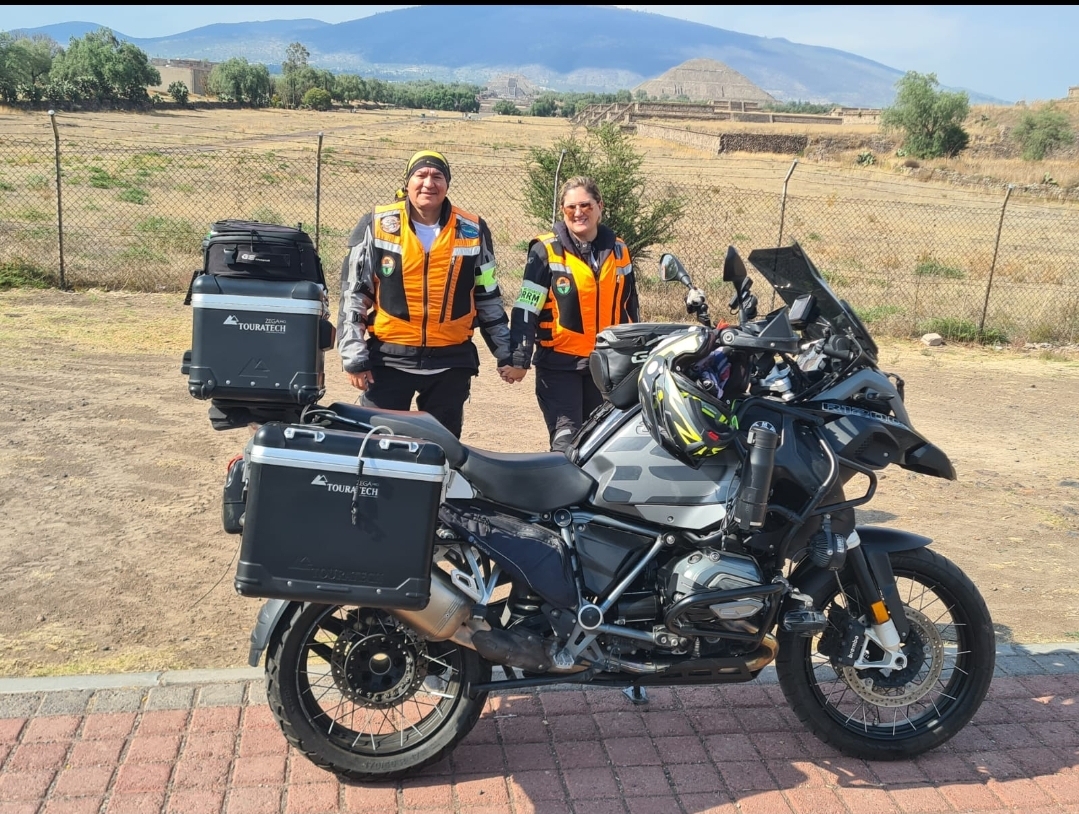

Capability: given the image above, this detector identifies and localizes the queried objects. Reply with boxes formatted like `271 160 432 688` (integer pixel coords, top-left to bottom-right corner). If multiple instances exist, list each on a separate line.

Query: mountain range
12 6 1007 108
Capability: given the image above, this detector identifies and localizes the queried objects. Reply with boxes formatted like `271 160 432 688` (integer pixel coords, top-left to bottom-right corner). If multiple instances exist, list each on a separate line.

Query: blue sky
3 5 1075 103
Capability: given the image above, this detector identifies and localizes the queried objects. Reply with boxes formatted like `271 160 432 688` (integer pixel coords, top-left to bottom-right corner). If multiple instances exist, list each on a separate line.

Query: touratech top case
185 276 331 405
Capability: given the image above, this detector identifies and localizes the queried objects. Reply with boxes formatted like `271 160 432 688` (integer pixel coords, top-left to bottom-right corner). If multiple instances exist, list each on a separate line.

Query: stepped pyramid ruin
635 58 775 103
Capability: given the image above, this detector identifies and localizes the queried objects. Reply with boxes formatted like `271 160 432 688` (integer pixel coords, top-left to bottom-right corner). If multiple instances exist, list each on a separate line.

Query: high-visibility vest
534 233 633 357
368 200 483 347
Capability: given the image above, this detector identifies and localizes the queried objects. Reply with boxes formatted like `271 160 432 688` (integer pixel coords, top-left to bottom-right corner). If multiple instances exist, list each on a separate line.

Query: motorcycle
233 242 994 780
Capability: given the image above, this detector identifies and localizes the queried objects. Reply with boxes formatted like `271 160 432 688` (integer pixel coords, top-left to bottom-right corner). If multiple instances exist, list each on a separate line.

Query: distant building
149 58 216 97
1069 86 1079 99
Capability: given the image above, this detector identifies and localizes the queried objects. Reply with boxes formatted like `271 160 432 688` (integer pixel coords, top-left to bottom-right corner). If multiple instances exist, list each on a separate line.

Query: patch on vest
458 222 479 239
380 256 395 276
555 275 572 295
379 214 401 234
516 288 543 308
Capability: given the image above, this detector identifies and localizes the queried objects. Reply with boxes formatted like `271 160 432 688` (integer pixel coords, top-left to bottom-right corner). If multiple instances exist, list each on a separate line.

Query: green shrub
248 206 284 225
302 88 332 111
857 304 903 323
914 258 964 278
134 216 202 252
917 317 1008 344
0 260 54 290
493 100 520 115
118 187 148 204
1012 105 1075 161
119 245 168 264
88 167 120 188
167 81 189 106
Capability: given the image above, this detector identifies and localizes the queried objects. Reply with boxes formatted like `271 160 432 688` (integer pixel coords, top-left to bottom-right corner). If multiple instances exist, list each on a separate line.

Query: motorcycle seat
324 402 596 513
460 447 596 514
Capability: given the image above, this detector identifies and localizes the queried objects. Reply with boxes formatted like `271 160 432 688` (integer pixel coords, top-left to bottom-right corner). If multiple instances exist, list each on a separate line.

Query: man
337 150 514 439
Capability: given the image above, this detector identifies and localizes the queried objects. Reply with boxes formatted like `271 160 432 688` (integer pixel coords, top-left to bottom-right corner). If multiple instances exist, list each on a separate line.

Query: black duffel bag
184 220 325 304
589 323 688 409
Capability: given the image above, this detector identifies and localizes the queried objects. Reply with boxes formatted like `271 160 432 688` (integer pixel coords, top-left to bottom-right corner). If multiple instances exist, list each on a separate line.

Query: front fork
844 544 910 669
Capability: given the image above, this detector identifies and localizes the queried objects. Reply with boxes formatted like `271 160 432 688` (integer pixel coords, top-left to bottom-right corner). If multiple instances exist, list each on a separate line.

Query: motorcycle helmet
638 327 739 468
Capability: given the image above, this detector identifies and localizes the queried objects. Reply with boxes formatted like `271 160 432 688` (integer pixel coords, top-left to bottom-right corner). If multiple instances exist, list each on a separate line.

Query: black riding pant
361 366 472 439
535 365 604 453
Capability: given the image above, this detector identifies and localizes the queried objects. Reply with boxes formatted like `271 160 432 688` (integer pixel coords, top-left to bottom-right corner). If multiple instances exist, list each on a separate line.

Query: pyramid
484 73 541 100
635 58 775 103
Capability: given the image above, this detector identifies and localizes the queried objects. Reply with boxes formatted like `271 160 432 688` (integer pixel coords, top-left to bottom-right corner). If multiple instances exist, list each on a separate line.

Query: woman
506 176 640 452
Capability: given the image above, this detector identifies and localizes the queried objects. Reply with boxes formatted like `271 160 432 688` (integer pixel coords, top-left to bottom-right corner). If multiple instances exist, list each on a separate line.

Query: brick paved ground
1 647 1078 814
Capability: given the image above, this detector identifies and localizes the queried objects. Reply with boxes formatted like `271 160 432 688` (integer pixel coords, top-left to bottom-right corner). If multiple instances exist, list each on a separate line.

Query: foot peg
782 609 828 636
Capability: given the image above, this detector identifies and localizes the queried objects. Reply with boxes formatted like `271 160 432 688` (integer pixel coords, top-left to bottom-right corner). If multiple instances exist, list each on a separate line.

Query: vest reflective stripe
369 201 482 347
537 233 632 357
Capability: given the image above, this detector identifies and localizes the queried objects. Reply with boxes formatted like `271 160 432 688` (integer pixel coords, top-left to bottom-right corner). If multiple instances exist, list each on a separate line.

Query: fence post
48 110 66 290
979 184 1013 336
772 159 798 307
776 158 798 248
314 131 324 253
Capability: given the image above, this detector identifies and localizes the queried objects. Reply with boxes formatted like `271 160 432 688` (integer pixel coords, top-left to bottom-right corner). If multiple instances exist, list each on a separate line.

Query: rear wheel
266 603 489 780
776 547 994 760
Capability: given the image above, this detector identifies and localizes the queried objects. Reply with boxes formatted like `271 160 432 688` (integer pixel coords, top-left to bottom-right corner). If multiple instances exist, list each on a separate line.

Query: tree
493 99 520 115
49 28 159 104
881 71 970 159
280 41 310 108
167 80 188 106
207 57 271 106
1012 105 1075 160
528 95 558 117
283 42 309 73
524 123 686 260
335 73 366 104
0 32 60 102
302 87 332 111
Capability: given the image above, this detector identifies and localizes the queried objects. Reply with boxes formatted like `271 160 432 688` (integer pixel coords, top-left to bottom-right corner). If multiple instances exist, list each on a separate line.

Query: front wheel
776 547 995 760
265 603 489 780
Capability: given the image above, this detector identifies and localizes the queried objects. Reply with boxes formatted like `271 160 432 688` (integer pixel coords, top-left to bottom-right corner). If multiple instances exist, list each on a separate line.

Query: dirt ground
1 288 1078 678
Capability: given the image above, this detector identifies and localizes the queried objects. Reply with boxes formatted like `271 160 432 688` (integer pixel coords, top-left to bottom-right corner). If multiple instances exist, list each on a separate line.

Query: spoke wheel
777 547 995 760
266 604 489 780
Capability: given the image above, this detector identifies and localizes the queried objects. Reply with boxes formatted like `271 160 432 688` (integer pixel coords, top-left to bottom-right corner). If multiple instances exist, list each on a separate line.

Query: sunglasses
563 202 596 214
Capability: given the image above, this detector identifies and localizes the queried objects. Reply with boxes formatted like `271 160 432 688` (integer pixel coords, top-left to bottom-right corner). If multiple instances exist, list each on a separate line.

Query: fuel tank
577 407 740 531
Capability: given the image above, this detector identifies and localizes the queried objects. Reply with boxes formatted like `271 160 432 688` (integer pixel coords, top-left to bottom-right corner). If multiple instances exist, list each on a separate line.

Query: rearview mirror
721 245 748 286
659 254 692 288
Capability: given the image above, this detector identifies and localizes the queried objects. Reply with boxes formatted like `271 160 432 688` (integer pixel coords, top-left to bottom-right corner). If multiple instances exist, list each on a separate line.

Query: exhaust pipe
392 569 486 648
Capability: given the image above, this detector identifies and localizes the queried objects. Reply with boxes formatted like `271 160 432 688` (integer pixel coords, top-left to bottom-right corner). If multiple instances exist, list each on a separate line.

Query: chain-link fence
2 129 1078 343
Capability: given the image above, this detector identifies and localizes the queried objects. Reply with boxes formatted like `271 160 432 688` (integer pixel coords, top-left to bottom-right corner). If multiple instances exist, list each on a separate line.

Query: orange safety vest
368 200 482 348
534 233 633 357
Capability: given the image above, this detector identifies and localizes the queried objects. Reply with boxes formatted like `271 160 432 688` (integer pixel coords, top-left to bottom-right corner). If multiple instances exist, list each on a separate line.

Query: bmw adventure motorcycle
234 243 994 779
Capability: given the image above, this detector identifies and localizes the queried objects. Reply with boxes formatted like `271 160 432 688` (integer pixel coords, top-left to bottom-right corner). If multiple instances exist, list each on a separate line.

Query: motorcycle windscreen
747 244 878 361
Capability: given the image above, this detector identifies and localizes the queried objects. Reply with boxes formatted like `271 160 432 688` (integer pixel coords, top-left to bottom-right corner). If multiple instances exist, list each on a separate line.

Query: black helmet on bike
638 326 738 468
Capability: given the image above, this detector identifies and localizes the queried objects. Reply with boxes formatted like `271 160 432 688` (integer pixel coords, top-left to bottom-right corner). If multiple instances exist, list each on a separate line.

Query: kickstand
622 685 648 706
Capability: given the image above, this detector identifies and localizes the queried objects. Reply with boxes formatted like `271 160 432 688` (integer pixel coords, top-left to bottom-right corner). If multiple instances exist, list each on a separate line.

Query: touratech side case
234 423 446 608
589 323 687 408
184 275 331 405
